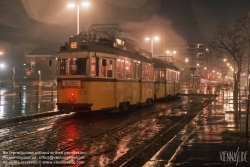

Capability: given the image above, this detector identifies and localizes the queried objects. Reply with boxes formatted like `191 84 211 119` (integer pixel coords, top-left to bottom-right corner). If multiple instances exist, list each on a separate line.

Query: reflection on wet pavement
2 87 249 166
0 96 194 167
0 86 57 119
144 89 250 167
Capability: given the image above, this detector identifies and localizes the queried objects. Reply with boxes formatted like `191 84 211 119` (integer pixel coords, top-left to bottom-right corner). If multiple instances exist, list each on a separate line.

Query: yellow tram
56 25 180 113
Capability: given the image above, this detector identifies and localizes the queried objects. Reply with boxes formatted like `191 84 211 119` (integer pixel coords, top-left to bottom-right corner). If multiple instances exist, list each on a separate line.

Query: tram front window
59 58 87 75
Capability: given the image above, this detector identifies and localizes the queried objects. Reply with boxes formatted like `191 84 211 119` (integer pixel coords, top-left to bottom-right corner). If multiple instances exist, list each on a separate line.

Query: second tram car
56 25 180 113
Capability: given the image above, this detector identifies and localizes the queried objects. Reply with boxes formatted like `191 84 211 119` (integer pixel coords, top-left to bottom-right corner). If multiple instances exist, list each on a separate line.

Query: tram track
0 98 183 156
0 97 182 141
112 97 215 167
0 111 110 144
61 100 187 145
0 96 211 167
52 98 193 165
61 96 210 166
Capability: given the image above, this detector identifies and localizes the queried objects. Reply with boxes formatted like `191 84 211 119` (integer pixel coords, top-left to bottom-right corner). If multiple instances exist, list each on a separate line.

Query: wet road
0 85 57 119
0 96 204 167
0 85 242 167
143 90 250 167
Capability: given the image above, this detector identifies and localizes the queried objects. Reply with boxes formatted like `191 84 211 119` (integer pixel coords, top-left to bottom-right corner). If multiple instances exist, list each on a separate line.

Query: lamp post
145 37 159 57
0 64 4 88
68 2 90 35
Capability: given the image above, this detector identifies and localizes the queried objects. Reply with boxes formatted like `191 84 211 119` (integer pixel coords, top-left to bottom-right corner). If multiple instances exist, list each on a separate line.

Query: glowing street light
145 36 159 57
166 50 176 62
166 50 176 56
0 52 3 55
68 1 90 35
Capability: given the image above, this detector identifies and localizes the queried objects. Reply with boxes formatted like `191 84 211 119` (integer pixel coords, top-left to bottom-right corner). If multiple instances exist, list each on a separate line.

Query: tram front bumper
56 103 93 109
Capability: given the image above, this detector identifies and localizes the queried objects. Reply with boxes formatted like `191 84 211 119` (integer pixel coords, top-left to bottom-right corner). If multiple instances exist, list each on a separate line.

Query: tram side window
100 59 113 78
107 60 113 77
125 59 132 79
136 63 140 79
91 57 96 76
172 71 176 81
59 58 87 75
160 71 165 81
75 58 87 75
176 72 179 82
149 66 154 81
166 70 169 80
132 62 139 80
142 64 154 81
117 58 125 79
155 70 165 81
156 70 159 81
168 71 173 81
142 64 145 80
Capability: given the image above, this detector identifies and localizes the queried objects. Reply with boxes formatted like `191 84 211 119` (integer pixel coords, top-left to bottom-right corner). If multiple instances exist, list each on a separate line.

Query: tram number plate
62 80 81 86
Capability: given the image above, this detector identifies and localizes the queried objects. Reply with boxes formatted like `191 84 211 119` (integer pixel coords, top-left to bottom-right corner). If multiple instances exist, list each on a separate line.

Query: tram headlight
70 93 75 102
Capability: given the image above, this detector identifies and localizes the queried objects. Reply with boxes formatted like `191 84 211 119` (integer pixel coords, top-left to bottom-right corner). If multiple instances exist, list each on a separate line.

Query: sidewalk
143 91 250 167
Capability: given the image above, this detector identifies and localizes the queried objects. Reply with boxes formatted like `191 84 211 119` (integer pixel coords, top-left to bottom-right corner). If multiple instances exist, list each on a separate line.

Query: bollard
51 86 53 101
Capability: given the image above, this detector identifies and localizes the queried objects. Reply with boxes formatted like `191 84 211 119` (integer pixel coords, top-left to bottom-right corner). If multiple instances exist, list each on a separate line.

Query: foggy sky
0 0 249 50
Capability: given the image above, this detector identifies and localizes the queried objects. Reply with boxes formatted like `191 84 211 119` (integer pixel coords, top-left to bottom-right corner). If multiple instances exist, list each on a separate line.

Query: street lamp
145 36 159 57
68 1 90 35
166 50 176 63
0 64 4 87
166 50 176 56
0 52 3 55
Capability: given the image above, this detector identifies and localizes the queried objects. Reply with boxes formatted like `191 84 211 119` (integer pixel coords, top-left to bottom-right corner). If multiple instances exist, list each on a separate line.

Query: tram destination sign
62 80 81 86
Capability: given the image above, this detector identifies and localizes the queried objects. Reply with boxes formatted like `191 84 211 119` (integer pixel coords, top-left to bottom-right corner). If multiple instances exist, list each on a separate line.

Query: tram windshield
59 58 87 75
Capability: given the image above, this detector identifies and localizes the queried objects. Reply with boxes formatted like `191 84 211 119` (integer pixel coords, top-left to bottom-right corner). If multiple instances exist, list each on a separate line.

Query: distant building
25 42 60 80
186 43 209 68
163 42 211 92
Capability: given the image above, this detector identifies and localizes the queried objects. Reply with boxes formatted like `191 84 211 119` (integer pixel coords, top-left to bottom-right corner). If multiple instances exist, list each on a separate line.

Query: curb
0 111 61 126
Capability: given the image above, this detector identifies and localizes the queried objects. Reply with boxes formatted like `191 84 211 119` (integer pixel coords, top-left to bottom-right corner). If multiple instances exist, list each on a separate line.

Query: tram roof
152 58 179 71
58 42 179 71
59 42 153 63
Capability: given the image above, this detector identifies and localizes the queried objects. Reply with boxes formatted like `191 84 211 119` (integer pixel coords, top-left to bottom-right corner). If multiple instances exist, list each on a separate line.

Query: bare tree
210 20 248 127
237 10 250 137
